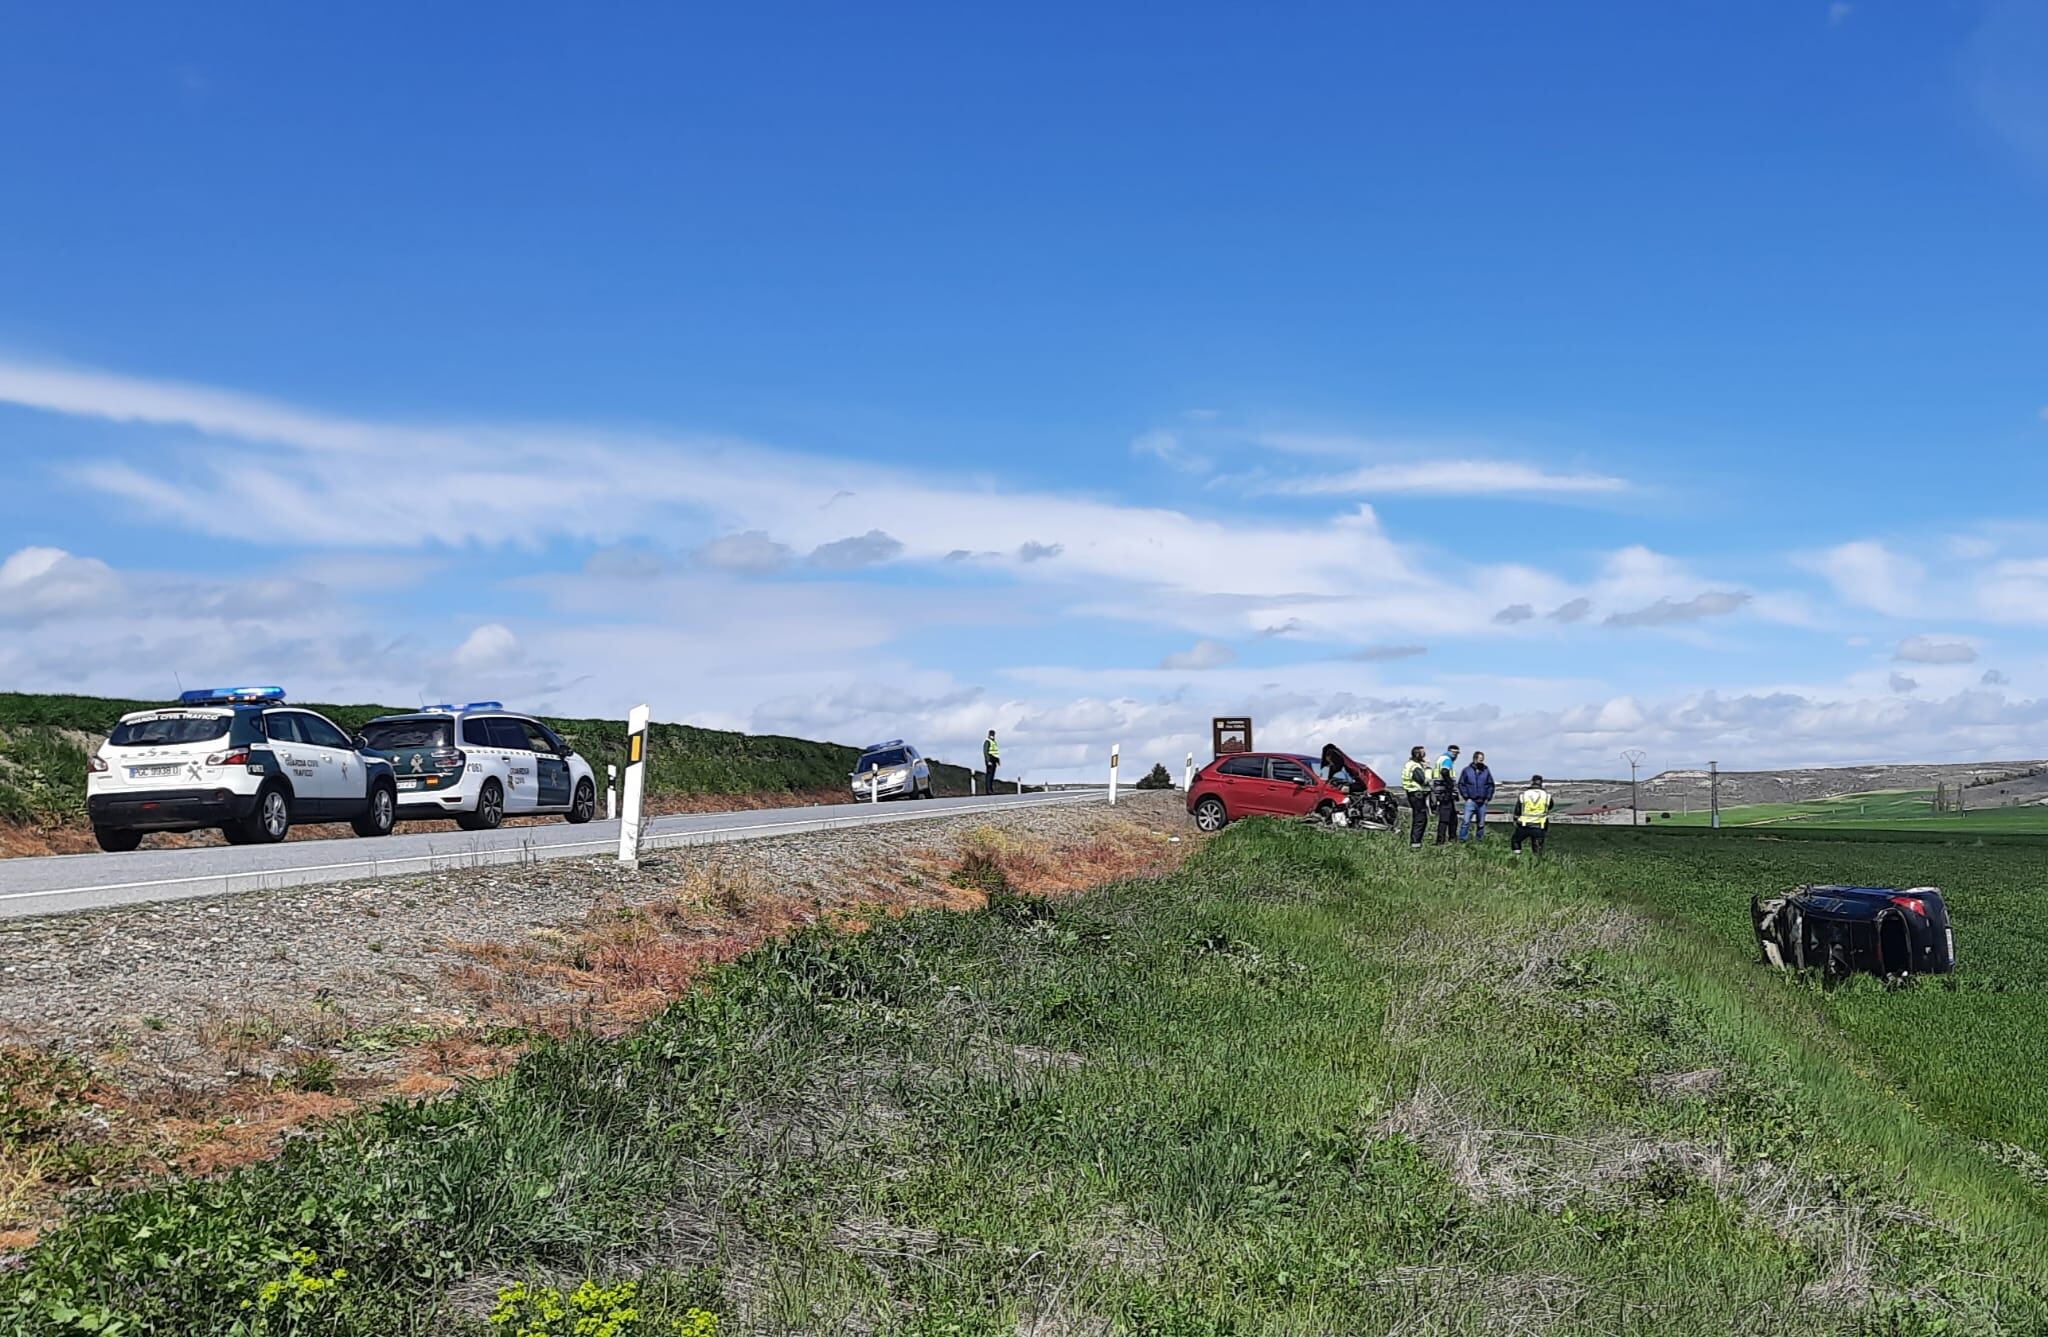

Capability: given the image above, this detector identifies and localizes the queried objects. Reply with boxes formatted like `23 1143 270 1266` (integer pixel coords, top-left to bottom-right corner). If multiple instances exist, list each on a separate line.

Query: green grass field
1656 787 2048 834
0 692 998 830
5 819 2045 1333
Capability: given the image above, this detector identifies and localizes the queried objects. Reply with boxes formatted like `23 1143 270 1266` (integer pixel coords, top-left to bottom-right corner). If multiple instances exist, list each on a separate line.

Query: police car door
519 719 572 809
266 712 340 812
486 717 539 813
299 713 367 812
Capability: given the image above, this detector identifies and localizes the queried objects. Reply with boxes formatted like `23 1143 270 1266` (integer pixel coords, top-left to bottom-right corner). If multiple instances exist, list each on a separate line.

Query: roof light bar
178 686 286 706
423 701 505 713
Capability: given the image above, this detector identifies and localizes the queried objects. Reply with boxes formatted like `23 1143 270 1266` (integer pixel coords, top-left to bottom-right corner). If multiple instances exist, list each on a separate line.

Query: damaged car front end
1752 884 1955 980
1319 744 1402 829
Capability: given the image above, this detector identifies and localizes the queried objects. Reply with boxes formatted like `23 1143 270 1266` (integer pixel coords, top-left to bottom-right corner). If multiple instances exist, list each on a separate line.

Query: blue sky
1 1 2045 780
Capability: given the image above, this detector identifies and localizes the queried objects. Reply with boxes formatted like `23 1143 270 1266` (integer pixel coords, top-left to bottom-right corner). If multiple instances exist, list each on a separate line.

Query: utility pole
1709 761 1720 830
1621 749 1646 827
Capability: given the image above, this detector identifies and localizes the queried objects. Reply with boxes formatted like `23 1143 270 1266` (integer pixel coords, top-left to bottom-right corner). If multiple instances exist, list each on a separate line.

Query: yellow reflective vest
1518 788 1553 827
1401 759 1428 794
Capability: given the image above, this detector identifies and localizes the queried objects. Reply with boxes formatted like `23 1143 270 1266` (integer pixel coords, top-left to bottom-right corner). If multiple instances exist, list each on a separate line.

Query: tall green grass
4 821 2044 1333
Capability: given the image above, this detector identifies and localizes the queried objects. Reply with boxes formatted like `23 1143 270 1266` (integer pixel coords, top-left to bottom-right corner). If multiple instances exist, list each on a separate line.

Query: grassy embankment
4 821 2046 1333
0 691 1005 832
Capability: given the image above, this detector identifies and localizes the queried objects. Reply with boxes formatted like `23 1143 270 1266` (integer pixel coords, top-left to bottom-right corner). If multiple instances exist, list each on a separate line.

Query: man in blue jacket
1457 750 1497 842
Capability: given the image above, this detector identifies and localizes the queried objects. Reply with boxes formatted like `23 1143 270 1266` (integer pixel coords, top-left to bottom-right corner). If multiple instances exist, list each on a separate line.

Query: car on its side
1186 751 1348 833
85 687 398 851
1752 884 1955 979
848 739 933 801
359 703 598 830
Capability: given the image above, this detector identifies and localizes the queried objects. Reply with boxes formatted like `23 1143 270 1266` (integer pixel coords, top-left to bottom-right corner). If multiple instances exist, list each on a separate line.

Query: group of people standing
1398 745 1553 854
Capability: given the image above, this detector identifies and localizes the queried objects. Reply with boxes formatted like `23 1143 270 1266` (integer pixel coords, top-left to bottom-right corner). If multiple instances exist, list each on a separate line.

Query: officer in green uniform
1401 745 1430 848
1511 776 1552 855
983 730 1000 794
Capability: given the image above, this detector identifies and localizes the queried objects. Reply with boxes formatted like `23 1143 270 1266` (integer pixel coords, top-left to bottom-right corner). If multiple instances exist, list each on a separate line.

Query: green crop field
0 692 999 830
1656 788 2048 834
5 820 2044 1334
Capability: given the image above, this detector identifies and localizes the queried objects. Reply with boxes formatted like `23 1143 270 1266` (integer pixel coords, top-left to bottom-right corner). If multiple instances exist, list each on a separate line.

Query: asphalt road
0 790 1111 921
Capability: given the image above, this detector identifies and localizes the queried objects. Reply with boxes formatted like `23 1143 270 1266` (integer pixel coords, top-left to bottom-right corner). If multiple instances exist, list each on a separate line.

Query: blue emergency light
423 701 505 713
178 686 286 706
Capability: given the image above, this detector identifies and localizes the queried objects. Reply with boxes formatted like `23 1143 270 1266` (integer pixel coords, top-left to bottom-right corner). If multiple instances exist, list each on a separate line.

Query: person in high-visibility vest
983 730 1000 794
1511 775 1553 856
1401 745 1430 848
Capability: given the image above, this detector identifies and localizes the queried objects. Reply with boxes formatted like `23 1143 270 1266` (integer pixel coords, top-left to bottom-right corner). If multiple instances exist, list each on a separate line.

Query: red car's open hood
1320 743 1386 794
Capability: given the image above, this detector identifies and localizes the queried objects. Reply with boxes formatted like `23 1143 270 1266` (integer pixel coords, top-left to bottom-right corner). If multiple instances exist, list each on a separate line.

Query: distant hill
1559 760 2048 819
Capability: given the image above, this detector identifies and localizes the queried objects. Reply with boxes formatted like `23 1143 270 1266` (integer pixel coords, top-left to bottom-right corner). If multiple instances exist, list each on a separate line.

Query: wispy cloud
1158 639 1236 671
1605 590 1750 627
1254 457 1629 498
1895 635 1977 665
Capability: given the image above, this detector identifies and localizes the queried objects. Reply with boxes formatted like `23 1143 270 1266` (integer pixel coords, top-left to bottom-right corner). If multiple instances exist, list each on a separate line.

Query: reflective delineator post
617 705 649 867
1183 752 1194 791
605 764 618 820
1110 743 1120 806
869 767 880 804
970 772 978 795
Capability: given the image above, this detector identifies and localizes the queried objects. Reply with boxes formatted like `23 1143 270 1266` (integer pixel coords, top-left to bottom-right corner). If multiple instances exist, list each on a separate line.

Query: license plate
130 764 184 779
398 778 423 791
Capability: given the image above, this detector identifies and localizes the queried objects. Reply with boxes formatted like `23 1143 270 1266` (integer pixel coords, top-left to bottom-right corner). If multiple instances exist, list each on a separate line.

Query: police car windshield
857 748 909 769
108 715 231 747
361 719 453 750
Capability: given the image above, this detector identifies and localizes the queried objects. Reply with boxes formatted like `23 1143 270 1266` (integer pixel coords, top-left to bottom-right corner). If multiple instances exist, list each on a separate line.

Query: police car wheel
93 825 143 853
352 784 396 838
567 779 596 824
460 780 505 831
240 788 291 845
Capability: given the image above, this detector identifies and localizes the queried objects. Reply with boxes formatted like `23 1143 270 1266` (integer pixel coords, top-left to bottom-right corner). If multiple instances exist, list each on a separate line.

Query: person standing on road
1458 751 1496 842
983 730 1000 794
1433 744 1460 845
1401 745 1430 847
1511 775 1553 856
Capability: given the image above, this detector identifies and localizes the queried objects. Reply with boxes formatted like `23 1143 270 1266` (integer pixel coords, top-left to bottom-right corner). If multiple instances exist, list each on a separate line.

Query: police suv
358 703 598 830
86 687 398 852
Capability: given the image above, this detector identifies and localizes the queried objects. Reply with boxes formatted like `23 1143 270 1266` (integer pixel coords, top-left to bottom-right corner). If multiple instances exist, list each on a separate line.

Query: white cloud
1255 456 1629 498
1548 597 1593 623
1889 672 1919 694
1158 639 1236 671
808 530 905 569
453 623 520 669
1017 540 1063 563
1493 604 1535 624
1895 635 1978 665
1805 541 1924 617
693 530 792 574
0 546 119 619
1347 644 1427 662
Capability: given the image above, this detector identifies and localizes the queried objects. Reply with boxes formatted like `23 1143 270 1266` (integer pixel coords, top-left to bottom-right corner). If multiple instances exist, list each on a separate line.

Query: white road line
0 792 1096 906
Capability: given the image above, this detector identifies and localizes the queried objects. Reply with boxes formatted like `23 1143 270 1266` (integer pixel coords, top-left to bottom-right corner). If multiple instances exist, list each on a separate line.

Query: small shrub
489 1278 718 1336
284 1054 337 1094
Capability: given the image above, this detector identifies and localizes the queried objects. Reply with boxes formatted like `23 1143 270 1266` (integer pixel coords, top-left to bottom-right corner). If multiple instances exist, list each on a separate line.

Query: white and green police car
85 687 399 852
358 703 598 830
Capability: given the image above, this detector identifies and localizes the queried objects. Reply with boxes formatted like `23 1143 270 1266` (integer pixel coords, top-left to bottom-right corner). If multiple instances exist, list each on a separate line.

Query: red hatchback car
1186 751 1347 832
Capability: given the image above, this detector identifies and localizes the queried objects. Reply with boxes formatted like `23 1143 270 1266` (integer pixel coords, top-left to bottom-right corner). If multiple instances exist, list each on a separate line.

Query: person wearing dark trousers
1511 775 1553 856
982 730 1000 794
1433 748 1459 845
1401 745 1430 848
1458 751 1496 841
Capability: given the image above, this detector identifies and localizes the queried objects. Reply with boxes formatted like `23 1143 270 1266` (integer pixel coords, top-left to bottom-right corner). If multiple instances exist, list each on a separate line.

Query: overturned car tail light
1754 884 1954 980
1888 895 1927 918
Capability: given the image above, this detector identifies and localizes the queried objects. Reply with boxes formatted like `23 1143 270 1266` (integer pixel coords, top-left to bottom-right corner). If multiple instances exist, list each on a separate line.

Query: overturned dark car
1752 885 1955 980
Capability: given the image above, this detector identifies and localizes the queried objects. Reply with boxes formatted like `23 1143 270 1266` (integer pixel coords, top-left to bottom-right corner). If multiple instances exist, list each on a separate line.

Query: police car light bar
863 739 906 751
178 686 286 706
423 701 505 713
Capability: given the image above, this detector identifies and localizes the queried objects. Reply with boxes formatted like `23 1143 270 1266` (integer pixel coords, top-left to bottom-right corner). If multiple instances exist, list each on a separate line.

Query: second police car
358 702 598 830
86 687 398 851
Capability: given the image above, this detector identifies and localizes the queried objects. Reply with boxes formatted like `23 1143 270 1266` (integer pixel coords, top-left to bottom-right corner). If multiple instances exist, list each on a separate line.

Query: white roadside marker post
869 766 880 804
1110 743 1120 806
1183 752 1194 791
617 705 650 868
605 764 618 820
970 772 978 795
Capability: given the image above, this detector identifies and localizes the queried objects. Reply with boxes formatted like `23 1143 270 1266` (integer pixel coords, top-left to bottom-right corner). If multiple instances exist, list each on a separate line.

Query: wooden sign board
1212 717 1253 757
